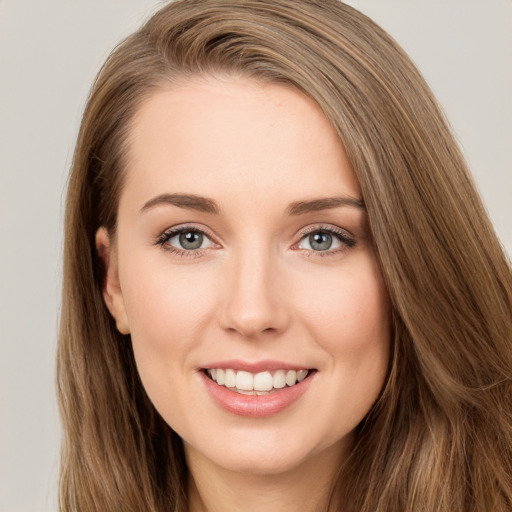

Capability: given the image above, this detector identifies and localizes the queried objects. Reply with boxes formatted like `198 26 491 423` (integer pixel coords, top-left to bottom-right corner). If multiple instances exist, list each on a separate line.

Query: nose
218 246 290 339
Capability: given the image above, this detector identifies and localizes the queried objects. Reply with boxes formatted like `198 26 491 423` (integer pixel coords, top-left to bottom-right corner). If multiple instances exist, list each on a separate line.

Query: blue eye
156 225 355 259
297 228 355 253
157 227 215 252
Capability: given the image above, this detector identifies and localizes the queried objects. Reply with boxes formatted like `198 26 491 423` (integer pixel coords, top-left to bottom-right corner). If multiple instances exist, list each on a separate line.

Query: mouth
203 368 313 395
201 363 316 417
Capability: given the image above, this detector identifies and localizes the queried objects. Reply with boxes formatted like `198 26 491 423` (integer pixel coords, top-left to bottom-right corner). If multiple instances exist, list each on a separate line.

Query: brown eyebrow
140 193 220 215
139 193 365 216
286 196 365 215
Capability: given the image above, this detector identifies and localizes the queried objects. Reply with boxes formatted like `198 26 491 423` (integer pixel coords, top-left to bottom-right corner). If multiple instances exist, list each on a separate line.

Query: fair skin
96 77 391 512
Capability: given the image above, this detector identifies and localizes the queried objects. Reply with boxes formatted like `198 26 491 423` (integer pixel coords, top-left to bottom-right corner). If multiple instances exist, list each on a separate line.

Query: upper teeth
207 368 309 393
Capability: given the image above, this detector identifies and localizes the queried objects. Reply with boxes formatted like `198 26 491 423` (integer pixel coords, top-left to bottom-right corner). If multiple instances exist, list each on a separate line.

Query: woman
57 0 512 510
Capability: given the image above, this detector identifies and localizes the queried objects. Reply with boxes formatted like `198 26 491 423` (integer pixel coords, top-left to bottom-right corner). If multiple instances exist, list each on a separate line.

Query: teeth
273 370 286 389
297 369 308 382
236 371 254 391
236 389 256 395
285 370 297 386
253 371 273 391
225 369 236 388
207 368 310 393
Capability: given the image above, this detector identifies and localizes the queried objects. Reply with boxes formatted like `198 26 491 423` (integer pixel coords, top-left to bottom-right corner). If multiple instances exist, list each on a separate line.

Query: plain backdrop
0 1 510 510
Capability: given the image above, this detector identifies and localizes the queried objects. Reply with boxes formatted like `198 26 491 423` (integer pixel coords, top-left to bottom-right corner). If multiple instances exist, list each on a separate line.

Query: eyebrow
140 193 220 215
139 193 365 216
285 196 365 215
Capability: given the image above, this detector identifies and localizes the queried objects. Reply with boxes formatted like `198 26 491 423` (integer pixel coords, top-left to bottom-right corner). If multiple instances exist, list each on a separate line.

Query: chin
183 423 347 477
220 449 307 475
207 450 310 476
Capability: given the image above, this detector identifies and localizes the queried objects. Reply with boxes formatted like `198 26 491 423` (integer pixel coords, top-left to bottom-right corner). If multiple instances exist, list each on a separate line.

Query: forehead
121 77 360 214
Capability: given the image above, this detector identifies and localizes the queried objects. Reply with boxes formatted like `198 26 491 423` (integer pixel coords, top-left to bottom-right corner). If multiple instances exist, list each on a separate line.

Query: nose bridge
219 240 289 338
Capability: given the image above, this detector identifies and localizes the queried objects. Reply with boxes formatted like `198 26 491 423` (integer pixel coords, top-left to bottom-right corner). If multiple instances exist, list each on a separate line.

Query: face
97 77 391 478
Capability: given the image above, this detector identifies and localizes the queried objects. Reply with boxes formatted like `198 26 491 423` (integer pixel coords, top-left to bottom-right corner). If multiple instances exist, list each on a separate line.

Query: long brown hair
58 1 512 510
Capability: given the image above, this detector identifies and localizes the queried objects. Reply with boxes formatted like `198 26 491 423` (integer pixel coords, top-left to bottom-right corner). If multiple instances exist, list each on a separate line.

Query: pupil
180 231 203 250
310 232 332 251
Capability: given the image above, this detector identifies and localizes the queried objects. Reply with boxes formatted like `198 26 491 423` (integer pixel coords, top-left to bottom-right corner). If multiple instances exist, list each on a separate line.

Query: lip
202 359 310 373
200 363 315 418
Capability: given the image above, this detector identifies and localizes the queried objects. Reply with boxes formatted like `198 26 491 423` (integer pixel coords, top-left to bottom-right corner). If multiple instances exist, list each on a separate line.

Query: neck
185 443 346 512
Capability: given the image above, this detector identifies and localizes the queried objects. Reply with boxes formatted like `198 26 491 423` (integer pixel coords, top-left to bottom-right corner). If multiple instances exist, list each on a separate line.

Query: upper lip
201 359 313 373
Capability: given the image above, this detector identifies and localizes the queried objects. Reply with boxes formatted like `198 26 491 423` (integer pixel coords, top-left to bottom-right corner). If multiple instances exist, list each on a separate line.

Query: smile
201 365 316 417
206 368 310 395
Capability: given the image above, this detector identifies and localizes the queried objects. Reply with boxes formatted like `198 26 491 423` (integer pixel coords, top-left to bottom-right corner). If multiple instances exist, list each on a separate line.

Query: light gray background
1 1 510 510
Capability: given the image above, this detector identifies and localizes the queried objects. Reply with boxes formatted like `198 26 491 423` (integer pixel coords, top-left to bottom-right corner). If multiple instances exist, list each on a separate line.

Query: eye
156 226 216 254
296 227 355 254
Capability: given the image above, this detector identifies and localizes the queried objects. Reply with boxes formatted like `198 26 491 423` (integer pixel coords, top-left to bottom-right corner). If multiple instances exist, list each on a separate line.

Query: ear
95 227 131 335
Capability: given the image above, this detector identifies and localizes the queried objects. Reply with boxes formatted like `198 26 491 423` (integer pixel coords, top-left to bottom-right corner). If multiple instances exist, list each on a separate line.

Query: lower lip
201 371 314 418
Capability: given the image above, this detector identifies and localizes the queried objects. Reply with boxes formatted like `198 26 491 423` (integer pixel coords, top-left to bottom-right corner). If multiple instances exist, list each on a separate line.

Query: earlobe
95 227 131 335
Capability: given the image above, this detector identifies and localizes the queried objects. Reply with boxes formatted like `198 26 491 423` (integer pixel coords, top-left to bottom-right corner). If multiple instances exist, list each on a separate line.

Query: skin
97 77 391 512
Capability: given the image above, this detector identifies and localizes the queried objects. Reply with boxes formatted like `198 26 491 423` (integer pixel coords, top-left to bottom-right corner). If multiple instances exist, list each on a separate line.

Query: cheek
298 254 391 415
300 257 391 355
119 258 218 391
298 258 391 434
122 254 214 335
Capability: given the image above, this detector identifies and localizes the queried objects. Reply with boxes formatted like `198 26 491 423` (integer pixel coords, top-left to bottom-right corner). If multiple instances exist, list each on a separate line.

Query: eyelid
155 223 221 256
155 222 356 258
293 224 356 256
297 223 353 238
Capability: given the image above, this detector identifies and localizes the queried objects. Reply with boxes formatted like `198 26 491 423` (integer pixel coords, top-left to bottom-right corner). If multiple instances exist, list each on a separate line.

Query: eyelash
155 224 216 259
155 224 356 259
296 224 356 258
